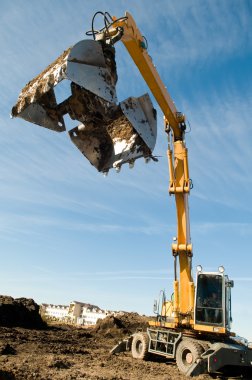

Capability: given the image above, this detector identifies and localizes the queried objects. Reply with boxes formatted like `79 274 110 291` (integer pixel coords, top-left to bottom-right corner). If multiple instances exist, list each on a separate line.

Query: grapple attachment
69 93 157 172
11 40 117 131
11 38 157 172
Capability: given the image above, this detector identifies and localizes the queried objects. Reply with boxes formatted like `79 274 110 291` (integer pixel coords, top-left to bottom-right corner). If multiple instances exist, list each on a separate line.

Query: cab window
195 274 223 326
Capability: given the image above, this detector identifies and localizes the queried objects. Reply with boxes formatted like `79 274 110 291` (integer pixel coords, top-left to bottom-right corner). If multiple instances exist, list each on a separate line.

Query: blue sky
1 0 252 340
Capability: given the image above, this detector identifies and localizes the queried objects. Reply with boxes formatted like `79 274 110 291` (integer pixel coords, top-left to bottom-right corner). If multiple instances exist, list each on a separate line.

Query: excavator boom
110 12 194 320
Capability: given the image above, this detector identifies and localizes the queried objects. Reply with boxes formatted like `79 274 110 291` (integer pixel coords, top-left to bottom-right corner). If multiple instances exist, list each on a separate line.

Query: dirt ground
0 297 206 380
0 321 210 380
0 297 245 380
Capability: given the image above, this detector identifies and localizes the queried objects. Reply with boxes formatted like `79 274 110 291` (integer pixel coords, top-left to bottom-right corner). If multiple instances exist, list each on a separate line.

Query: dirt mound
0 308 246 379
0 322 212 380
94 312 150 338
0 296 46 329
0 306 213 379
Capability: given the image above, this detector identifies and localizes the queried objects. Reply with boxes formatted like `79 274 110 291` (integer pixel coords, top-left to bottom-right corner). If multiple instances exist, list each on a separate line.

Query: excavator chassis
111 327 252 377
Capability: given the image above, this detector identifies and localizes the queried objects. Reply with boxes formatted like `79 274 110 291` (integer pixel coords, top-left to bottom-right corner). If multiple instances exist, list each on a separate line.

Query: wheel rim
181 348 193 366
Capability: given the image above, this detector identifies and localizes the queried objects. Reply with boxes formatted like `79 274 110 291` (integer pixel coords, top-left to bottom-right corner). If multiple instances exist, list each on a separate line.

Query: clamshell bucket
11 40 117 131
69 93 157 172
11 37 157 172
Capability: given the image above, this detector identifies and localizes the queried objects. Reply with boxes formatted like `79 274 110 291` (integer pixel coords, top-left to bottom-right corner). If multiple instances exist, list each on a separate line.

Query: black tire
176 339 204 375
131 332 149 360
199 341 209 353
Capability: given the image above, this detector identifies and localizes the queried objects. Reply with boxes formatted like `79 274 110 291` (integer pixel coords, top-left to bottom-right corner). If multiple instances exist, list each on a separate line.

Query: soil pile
0 307 230 380
0 296 46 329
95 312 150 338
0 299 249 379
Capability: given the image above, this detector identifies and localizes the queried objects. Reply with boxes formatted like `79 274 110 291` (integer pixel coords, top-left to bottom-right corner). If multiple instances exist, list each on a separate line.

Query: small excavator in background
12 11 252 377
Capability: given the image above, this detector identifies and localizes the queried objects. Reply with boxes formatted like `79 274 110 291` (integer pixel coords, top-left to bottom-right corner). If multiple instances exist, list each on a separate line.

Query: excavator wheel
131 332 149 360
176 339 204 375
198 341 209 353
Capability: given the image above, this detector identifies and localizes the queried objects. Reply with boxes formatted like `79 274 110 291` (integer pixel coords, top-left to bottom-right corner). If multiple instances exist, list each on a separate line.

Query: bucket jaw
11 38 157 172
69 93 157 173
11 40 117 131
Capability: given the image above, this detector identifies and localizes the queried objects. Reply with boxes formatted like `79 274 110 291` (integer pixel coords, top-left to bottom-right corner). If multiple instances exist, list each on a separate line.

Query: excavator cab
194 266 233 333
11 14 157 173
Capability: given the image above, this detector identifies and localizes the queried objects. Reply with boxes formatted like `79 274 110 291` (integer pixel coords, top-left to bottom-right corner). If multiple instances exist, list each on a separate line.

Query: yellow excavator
12 11 252 377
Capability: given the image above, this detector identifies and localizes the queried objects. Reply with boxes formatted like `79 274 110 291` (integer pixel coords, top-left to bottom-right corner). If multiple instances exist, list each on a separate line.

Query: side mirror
227 280 234 288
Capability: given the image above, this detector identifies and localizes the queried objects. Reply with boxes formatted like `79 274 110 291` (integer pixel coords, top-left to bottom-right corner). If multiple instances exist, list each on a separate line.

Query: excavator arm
108 12 195 323
112 12 183 139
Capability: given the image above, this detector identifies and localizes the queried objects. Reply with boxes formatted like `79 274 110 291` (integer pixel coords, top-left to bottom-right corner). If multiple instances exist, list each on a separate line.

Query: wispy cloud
192 221 252 236
0 210 175 239
180 88 252 210
0 266 173 284
148 1 252 69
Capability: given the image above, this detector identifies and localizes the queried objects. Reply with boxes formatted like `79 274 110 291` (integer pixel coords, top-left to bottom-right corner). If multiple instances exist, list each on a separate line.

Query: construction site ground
0 297 248 380
0 321 210 380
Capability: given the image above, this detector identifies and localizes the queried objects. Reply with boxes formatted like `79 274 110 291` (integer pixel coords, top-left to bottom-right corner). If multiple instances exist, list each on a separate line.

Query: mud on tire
131 332 149 360
176 339 204 375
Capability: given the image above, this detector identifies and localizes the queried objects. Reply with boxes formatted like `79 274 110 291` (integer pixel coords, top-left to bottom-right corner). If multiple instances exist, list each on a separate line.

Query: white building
41 304 68 321
77 305 107 326
41 301 109 326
